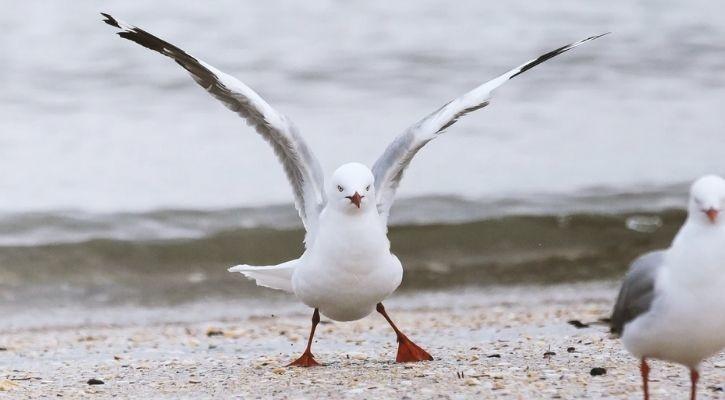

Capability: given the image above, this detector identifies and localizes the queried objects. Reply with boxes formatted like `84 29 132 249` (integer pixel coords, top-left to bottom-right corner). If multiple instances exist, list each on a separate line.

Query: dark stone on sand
567 320 590 329
543 351 556 358
487 354 501 358
87 378 104 385
567 347 576 353
590 367 607 376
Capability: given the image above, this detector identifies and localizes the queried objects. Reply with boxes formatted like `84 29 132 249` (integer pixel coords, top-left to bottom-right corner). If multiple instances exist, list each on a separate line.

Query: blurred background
1 0 724 326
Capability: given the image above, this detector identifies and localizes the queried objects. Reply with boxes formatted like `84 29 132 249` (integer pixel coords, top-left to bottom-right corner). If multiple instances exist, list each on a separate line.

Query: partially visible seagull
102 12 605 366
611 175 725 400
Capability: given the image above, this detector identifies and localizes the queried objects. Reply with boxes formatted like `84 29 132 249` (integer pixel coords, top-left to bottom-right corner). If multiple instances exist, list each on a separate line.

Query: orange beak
346 192 363 208
706 208 719 223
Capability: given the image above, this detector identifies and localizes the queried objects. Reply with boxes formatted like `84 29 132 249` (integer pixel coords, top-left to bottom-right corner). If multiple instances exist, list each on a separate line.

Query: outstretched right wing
102 13 326 237
610 250 664 336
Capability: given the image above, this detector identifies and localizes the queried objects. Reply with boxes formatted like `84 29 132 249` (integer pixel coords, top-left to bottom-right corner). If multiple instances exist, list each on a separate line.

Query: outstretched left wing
372 34 607 222
101 13 327 240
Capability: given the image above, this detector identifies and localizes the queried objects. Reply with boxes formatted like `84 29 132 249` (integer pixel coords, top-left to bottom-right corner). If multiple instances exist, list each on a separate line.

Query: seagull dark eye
337 185 343 192
366 185 370 191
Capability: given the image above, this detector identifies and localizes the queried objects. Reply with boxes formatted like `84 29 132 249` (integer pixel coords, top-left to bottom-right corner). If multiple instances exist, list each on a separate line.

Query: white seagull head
329 162 375 213
688 175 725 225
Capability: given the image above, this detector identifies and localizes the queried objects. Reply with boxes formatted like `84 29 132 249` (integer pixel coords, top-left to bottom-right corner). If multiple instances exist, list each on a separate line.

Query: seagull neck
673 218 725 247
668 221 725 278
325 204 378 221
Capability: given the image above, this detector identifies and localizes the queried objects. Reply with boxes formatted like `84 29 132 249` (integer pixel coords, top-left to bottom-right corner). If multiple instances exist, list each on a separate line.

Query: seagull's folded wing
102 13 326 236
371 34 607 223
610 250 664 336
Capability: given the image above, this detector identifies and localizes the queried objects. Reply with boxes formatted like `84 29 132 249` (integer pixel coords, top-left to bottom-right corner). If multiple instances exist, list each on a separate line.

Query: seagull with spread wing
102 13 604 366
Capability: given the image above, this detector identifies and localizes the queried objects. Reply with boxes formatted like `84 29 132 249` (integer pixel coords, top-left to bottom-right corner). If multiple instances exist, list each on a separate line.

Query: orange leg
640 358 650 400
288 308 321 367
376 303 433 363
690 368 699 400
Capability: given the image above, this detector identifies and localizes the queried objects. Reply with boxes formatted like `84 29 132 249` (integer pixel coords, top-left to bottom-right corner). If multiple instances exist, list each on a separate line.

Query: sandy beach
1 283 722 399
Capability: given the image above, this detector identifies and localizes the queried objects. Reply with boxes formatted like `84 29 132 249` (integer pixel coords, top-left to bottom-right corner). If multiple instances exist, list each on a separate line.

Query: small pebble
463 377 480 386
206 328 224 337
86 379 104 385
590 367 607 376
567 320 590 329
346 352 368 360
0 380 18 391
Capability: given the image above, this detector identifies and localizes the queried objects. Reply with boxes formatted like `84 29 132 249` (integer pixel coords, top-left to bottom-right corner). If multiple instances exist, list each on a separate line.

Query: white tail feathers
228 259 297 293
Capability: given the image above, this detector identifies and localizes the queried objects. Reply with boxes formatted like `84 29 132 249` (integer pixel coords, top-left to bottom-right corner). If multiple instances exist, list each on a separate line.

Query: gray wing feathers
372 34 607 223
610 250 665 336
102 13 326 233
371 130 429 220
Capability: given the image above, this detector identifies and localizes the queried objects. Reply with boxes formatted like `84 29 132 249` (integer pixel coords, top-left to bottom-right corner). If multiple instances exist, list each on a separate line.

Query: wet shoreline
1 208 685 309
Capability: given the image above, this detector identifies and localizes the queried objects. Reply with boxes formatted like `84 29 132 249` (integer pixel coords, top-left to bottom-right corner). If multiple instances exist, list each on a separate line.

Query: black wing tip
99 13 168 55
584 32 611 42
100 12 120 28
509 32 610 79
98 13 210 82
